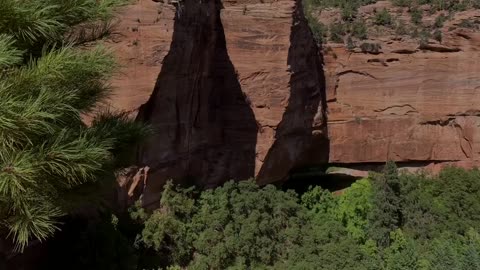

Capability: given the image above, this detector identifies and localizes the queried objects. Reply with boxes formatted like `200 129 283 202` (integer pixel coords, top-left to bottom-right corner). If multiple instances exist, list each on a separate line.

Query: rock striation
104 0 175 116
321 4 480 168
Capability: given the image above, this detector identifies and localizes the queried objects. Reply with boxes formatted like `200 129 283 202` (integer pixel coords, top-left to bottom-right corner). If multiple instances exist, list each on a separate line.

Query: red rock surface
107 0 480 198
320 3 480 169
127 0 327 205
104 0 175 116
221 0 328 184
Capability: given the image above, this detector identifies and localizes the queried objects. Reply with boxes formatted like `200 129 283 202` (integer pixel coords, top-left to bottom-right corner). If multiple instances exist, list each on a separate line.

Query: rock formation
106 0 480 203
105 0 175 116
130 0 327 206
320 3 480 171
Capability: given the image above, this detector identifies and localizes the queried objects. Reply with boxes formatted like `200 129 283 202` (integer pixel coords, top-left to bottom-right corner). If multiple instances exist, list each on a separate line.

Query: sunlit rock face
321 4 480 167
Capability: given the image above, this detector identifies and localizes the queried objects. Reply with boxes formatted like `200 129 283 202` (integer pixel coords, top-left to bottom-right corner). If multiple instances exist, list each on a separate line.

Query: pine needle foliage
0 35 23 67
0 0 130 50
0 0 143 252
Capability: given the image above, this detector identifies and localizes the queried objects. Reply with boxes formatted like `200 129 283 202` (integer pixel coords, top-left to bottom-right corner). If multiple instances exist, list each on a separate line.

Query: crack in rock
374 104 418 114
337 69 378 80
456 32 472 40
392 49 418 54
420 117 457 126
447 110 480 117
419 44 462 53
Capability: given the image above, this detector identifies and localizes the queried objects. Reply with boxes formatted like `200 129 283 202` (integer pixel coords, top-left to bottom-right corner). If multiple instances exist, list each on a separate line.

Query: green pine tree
0 0 148 252
368 161 402 247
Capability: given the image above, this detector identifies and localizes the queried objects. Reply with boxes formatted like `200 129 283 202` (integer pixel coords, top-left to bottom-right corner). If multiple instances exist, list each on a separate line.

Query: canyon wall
320 3 480 172
108 0 480 203
129 0 327 205
105 0 174 116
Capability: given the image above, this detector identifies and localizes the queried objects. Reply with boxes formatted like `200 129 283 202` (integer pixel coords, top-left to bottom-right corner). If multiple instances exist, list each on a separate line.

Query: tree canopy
128 165 480 270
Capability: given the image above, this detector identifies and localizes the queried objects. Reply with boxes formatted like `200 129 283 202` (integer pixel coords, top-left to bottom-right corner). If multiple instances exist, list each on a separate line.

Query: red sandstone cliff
318 2 480 172
106 0 480 200
104 0 174 116
131 0 327 205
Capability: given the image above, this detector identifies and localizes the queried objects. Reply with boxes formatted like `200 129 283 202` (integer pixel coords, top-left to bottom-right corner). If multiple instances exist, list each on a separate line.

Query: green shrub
433 29 442 42
410 27 419 38
395 20 409 35
392 0 413 7
451 1 468 11
341 2 358 21
443 0 471 11
410 7 423 25
434 13 448 28
459 19 476 28
360 42 382 54
419 28 431 46
330 22 347 43
374 8 393 26
309 19 328 44
351 19 368 39
346 36 356 50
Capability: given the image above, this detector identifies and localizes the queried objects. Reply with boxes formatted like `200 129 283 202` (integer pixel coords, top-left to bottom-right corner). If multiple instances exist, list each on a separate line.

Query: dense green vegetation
0 0 149 253
87 163 479 270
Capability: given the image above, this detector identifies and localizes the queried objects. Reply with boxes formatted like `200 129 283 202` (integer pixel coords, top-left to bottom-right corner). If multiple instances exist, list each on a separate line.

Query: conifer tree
0 0 148 252
368 161 402 247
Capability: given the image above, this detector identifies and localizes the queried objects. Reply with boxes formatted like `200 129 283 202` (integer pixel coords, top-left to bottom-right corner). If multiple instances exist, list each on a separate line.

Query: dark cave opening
282 167 361 194
282 161 437 195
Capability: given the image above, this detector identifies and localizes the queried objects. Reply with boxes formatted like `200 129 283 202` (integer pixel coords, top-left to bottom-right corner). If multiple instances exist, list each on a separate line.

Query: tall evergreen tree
0 0 148 252
368 161 402 247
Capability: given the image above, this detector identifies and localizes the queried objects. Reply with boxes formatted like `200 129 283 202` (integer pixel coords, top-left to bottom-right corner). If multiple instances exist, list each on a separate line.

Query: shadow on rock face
136 0 258 206
256 0 329 185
